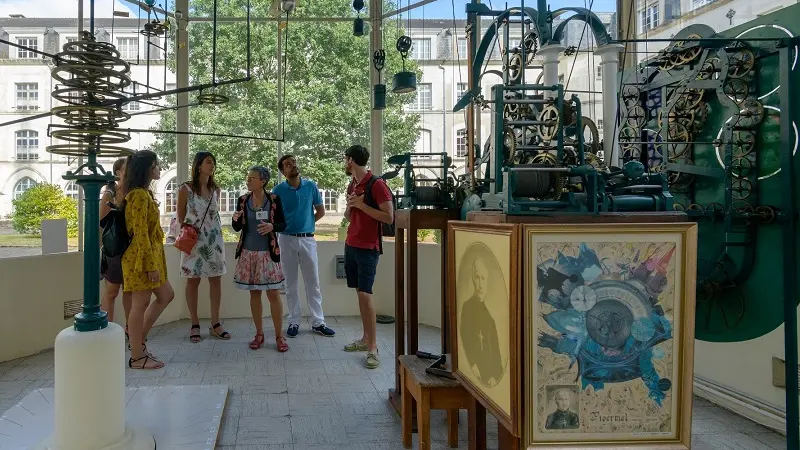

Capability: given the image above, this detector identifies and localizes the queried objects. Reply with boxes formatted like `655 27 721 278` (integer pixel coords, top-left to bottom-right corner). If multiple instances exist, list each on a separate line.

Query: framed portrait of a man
448 221 521 435
523 223 697 449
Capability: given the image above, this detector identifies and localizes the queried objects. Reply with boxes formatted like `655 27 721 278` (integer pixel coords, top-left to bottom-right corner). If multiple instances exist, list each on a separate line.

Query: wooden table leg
401 367 412 448
392 227 406 407
440 226 449 354
416 389 431 450
408 224 418 355
498 422 521 450
446 409 459 448
468 396 487 450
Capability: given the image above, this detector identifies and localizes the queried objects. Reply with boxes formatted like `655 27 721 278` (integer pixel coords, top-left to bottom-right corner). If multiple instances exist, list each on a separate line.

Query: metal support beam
779 40 799 450
370 0 384 174
176 1 190 184
616 0 637 69
77 0 84 252
276 22 285 183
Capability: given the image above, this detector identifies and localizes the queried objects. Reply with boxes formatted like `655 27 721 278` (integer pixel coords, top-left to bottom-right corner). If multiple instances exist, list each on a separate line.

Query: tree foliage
149 0 421 192
11 184 79 237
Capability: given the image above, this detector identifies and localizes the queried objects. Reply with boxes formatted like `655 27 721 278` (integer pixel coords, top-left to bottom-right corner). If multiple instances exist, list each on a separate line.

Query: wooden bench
399 354 472 449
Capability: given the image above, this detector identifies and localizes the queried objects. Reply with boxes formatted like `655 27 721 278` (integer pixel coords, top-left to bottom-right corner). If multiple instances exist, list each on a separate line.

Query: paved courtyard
0 316 788 449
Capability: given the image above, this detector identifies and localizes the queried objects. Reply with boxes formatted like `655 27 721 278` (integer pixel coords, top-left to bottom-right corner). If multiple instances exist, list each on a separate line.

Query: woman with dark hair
100 157 135 332
177 151 228 343
232 166 289 352
122 150 175 370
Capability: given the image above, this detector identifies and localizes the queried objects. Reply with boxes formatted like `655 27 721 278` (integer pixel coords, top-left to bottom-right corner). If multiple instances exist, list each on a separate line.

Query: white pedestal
595 43 626 166
538 44 566 87
33 323 154 450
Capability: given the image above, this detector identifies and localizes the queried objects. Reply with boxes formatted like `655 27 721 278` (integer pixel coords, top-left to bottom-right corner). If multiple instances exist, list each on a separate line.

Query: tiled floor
0 316 788 450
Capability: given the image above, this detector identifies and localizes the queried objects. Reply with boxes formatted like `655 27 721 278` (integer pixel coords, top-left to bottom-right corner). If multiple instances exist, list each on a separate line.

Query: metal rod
382 0 438 18
90 0 95 35
504 99 553 104
212 0 218 84
247 0 251 77
110 76 252 104
118 126 283 141
511 167 572 172
0 111 54 128
506 120 553 126
779 40 799 450
188 16 355 23
614 37 786 43
0 38 62 61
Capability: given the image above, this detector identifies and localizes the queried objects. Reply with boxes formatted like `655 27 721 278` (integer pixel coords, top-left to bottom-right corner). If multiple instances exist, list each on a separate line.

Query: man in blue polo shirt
273 154 335 337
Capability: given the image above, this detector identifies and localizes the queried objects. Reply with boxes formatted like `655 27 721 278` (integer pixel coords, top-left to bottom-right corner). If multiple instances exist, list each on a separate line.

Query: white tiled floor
0 316 788 450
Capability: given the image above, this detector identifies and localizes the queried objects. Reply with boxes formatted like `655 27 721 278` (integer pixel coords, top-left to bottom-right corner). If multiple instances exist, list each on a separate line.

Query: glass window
13 177 37 200
640 5 659 32
320 190 338 212
412 83 432 110
64 182 79 200
15 83 39 110
457 38 468 59
456 129 468 158
410 38 431 60
456 82 468 99
16 38 37 59
15 130 39 160
117 37 139 60
164 178 178 213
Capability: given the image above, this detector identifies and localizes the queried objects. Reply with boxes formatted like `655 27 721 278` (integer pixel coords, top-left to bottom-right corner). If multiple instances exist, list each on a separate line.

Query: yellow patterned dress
122 188 168 292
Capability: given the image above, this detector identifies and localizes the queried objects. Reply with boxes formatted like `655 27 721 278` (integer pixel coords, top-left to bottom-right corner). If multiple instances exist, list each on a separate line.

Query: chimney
436 29 453 61
0 28 8 58
94 28 110 43
44 28 60 56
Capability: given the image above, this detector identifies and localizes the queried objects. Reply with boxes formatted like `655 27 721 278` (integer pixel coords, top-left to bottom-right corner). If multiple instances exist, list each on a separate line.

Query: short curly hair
344 144 369 167
249 165 270 188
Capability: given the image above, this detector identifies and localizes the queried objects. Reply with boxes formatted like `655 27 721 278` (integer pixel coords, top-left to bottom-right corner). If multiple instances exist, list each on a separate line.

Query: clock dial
570 285 598 312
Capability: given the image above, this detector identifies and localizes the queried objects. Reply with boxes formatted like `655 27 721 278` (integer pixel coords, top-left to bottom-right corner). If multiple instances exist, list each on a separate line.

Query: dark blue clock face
586 300 634 349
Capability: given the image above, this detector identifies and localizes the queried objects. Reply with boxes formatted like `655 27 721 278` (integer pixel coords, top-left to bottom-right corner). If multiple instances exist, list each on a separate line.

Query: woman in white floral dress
177 152 229 343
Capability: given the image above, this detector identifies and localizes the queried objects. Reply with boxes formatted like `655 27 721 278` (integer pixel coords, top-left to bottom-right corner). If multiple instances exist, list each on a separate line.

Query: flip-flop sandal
249 333 265 350
210 323 231 340
128 355 164 370
276 336 289 353
190 324 201 343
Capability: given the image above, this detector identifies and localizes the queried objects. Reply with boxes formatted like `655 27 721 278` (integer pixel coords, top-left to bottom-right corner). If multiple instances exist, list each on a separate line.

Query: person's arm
312 183 325 222
349 179 393 224
125 191 157 275
99 190 113 222
271 194 287 233
176 183 189 225
231 195 245 232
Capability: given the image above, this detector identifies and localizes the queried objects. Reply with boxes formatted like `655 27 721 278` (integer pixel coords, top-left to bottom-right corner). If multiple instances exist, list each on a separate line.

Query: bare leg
185 277 201 325
266 289 284 339
122 291 134 326
357 290 378 352
101 281 121 322
249 290 263 335
128 290 163 369
142 281 175 340
209 276 229 338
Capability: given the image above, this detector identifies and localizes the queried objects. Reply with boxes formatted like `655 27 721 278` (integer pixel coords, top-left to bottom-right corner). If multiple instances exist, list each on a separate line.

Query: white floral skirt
234 249 285 291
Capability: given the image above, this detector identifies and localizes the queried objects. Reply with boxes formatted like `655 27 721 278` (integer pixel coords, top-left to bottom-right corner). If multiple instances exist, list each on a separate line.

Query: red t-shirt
346 171 393 251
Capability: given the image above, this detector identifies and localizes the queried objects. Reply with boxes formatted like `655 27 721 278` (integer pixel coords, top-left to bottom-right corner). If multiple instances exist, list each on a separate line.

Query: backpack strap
361 174 384 254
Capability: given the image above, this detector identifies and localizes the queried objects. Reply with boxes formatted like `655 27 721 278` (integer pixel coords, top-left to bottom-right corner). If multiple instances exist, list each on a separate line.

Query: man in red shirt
341 144 394 369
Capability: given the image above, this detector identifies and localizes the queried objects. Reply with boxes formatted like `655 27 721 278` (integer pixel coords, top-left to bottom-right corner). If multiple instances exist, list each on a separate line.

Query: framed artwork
524 223 697 449
448 221 521 434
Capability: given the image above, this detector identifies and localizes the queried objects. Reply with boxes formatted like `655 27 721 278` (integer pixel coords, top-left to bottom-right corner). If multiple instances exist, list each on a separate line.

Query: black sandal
209 322 231 340
128 355 164 370
190 324 201 343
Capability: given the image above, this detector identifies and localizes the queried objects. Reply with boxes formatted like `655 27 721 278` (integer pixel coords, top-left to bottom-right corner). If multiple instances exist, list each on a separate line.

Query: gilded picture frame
448 221 521 435
523 223 697 449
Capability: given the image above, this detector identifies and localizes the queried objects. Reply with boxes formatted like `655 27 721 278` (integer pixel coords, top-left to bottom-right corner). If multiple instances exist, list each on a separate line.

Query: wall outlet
335 255 346 279
772 356 800 389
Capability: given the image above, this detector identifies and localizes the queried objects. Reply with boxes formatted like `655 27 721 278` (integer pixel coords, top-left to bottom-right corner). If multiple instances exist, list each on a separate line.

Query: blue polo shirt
273 178 323 234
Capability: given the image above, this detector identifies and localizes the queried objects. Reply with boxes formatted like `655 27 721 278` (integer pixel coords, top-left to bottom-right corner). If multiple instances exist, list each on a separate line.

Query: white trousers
278 234 326 327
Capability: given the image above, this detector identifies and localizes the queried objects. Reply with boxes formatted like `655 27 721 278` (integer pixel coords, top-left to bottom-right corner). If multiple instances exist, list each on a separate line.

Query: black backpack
362 174 396 254
100 201 132 258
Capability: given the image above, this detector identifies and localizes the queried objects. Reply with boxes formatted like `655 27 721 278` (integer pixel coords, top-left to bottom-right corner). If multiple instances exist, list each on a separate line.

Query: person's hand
257 221 274 235
347 193 365 210
232 210 243 221
147 271 160 283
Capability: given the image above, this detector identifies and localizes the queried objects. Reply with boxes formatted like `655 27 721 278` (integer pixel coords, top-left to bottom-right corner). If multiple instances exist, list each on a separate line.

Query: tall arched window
15 130 39 160
64 181 79 200
164 178 178 213
456 129 468 158
13 177 37 200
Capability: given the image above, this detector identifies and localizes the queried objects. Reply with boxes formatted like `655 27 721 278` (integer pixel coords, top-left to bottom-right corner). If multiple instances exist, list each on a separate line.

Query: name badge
256 211 269 221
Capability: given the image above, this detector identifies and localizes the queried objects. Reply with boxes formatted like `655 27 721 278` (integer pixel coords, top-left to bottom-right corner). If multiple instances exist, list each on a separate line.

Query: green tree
11 184 79 237
149 0 421 192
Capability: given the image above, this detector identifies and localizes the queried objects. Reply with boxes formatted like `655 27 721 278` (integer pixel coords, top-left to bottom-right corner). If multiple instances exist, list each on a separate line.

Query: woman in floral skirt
232 166 289 352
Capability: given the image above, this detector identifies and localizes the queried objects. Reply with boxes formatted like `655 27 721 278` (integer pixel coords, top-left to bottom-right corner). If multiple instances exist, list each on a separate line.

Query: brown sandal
249 332 265 350
189 324 201 343
210 323 231 340
276 336 289 353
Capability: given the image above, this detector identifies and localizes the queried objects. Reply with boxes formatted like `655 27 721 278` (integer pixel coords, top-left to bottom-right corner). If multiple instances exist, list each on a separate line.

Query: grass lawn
0 234 80 247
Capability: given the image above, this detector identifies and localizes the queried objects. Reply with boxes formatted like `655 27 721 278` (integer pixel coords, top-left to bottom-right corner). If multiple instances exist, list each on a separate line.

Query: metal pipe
466 1 477 189
212 0 218 84
189 16 355 23
176 0 190 184
276 22 284 183
77 0 85 253
503 99 554 104
114 127 282 141
439 62 446 179
779 40 799 450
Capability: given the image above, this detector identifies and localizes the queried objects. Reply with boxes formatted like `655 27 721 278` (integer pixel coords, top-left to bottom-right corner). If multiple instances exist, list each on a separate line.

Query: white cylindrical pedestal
538 44 565 87
595 44 626 166
34 323 155 450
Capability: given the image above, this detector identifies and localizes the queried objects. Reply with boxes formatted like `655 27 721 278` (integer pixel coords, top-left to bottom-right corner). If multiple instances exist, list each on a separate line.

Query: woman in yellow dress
122 150 175 370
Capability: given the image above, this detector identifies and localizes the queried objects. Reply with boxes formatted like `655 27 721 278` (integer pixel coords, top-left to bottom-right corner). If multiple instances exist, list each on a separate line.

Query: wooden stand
390 209 459 413
399 355 471 449
462 210 689 449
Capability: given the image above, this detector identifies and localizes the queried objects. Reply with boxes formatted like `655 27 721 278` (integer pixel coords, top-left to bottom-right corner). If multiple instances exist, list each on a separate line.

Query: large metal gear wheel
537 105 560 141
735 99 765 128
727 48 755 78
507 53 524 83
625 105 647 128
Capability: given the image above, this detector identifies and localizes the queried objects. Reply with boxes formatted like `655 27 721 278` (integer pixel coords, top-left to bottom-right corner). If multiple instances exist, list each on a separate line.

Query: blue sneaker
312 324 336 337
287 324 299 338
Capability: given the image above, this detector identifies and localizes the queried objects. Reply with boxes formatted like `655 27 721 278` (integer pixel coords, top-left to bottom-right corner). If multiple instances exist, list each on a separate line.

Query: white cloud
0 0 136 19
